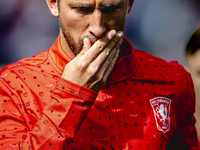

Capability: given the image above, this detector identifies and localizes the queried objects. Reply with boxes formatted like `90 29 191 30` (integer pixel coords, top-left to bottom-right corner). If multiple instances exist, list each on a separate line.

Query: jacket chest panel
70 80 180 149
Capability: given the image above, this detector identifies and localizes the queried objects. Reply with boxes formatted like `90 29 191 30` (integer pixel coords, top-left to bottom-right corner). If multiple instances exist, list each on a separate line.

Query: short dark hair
186 28 200 55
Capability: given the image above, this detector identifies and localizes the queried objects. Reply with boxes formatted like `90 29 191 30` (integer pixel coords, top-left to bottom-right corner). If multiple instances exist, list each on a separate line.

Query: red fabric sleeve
0 77 97 150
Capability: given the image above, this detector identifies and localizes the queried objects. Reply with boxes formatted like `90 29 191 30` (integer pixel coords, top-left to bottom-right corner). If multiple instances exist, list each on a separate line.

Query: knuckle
107 56 112 63
104 48 110 55
96 74 102 82
87 65 98 75
102 76 108 84
95 42 104 51
77 62 87 70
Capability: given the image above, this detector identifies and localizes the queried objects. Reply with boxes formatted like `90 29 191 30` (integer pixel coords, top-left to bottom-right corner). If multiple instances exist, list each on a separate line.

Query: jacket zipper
105 85 126 149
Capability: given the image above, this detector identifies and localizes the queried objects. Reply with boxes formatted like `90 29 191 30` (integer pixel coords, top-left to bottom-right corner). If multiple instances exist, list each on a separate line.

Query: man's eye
101 7 121 14
73 7 93 13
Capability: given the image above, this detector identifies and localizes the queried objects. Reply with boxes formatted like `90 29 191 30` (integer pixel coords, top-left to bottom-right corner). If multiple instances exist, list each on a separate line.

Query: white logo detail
11 111 19 115
0 73 7 78
150 97 171 133
45 84 53 87
130 114 138 117
9 144 16 147
49 127 55 133
99 138 107 141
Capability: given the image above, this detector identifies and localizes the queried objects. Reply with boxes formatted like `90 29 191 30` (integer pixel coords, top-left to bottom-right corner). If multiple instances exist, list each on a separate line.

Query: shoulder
134 49 190 77
134 50 195 110
0 50 49 74
134 49 194 97
0 50 51 88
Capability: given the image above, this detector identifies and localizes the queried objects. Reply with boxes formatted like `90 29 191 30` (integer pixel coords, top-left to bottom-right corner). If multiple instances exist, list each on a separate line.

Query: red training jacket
0 35 198 150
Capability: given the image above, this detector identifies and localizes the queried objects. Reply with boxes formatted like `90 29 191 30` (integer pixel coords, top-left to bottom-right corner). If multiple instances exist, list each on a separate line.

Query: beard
59 18 98 56
60 24 82 56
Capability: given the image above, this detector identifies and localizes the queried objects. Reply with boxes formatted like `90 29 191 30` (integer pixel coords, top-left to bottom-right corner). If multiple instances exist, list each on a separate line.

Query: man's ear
128 0 134 14
45 0 59 17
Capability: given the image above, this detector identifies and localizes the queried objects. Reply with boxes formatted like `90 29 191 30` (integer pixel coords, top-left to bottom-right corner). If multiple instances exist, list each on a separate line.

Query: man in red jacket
0 0 198 149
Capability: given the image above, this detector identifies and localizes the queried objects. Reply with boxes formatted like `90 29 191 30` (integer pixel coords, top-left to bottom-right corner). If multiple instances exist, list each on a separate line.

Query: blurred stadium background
0 0 200 70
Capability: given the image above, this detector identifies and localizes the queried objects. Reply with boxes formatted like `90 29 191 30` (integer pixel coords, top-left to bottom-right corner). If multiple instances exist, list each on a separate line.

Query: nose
88 10 107 38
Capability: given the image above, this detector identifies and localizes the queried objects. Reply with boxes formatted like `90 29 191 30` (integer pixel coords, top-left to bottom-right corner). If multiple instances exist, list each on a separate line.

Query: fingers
92 38 123 83
83 38 92 53
103 48 120 82
85 47 121 92
85 35 122 91
102 31 123 56
82 30 122 64
76 38 91 58
88 31 123 71
92 37 123 71
67 29 124 92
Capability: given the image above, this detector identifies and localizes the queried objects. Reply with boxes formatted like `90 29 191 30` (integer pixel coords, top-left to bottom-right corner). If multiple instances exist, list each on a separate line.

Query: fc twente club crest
150 97 171 133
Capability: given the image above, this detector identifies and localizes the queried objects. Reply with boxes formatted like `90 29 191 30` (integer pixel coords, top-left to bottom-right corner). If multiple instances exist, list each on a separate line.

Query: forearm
0 78 97 150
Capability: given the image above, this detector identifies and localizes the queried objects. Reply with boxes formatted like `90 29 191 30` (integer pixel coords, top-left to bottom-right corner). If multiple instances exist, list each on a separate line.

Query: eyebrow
68 2 94 8
68 1 124 8
100 1 124 8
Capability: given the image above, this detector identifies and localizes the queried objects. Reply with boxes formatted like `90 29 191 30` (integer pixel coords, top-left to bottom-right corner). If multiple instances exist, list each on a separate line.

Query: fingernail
112 30 116 36
117 32 123 38
83 38 88 47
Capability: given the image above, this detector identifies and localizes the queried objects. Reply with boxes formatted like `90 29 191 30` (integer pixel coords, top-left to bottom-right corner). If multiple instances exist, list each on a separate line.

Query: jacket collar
49 34 138 82
49 35 72 73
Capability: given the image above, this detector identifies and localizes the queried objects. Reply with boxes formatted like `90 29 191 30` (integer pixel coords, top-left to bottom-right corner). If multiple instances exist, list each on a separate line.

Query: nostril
98 32 106 39
89 28 106 39
94 25 107 37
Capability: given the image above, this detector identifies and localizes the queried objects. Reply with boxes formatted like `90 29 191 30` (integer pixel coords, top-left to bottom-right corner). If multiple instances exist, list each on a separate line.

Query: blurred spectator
185 26 200 144
1 0 200 70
